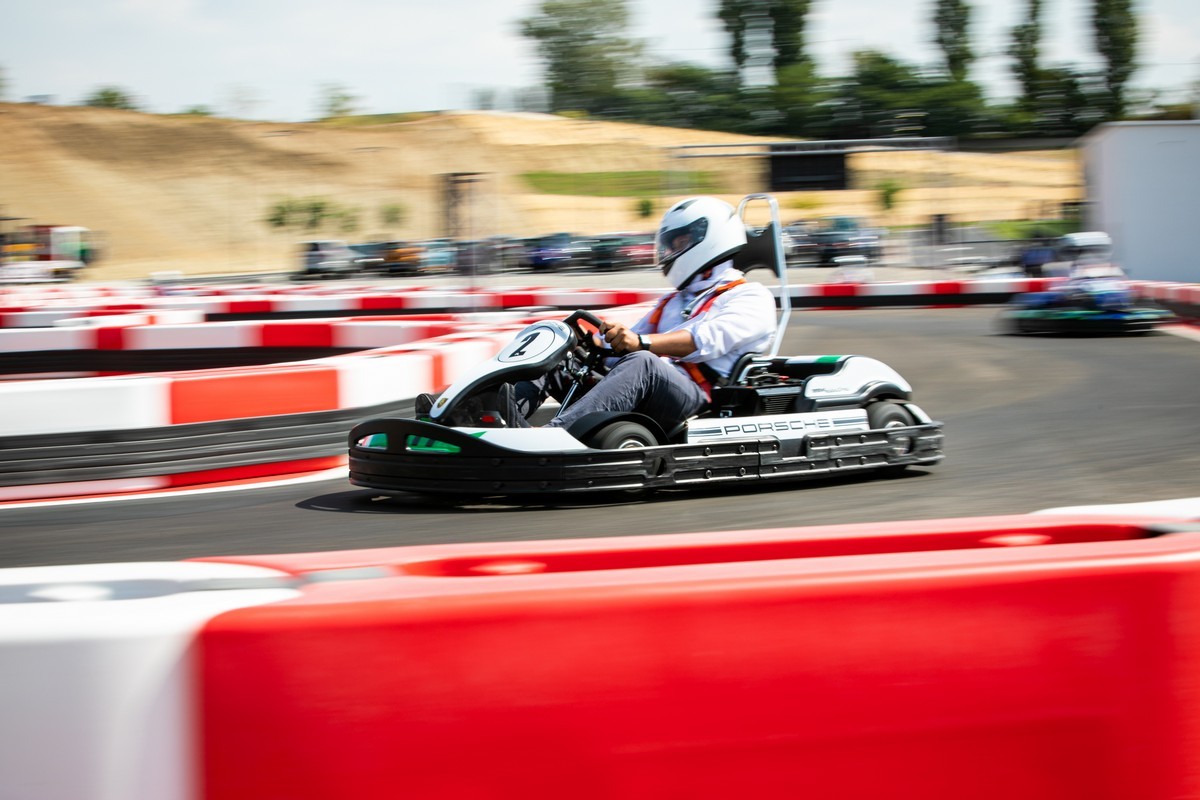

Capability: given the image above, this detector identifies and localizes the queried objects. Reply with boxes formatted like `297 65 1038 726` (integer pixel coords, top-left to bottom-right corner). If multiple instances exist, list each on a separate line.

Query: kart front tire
867 401 917 468
586 421 657 449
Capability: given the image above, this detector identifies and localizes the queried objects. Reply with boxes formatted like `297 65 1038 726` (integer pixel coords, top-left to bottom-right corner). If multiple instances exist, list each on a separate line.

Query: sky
4 0 1197 122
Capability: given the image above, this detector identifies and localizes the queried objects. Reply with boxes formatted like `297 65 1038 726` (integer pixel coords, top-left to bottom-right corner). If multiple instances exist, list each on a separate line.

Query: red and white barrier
0 330 516 437
4 505 1200 800
0 287 664 328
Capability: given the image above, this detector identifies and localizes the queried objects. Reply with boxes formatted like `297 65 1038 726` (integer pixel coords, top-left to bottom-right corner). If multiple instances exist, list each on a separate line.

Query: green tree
773 60 829 136
317 83 358 119
518 0 642 114
639 63 744 130
717 0 755 75
933 0 974 82
1093 0 1139 118
769 0 814 71
83 86 139 110
718 1 813 83
0 65 8 101
1008 0 1044 112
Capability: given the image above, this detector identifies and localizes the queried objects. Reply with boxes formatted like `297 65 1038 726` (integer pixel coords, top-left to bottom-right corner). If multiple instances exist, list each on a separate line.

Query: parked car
586 232 655 271
351 240 424 276
782 220 819 266
296 240 362 279
524 232 589 272
810 217 882 267
617 232 656 268
455 240 494 276
416 239 457 273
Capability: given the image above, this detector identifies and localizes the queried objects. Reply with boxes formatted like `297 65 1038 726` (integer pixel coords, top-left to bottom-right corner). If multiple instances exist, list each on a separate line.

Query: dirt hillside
0 103 1083 281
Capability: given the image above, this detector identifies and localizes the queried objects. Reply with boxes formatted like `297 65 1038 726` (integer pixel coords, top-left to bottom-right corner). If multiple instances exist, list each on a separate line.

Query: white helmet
656 197 747 290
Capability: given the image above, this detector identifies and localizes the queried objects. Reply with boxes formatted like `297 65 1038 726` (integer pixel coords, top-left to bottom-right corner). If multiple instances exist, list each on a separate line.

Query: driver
502 196 776 432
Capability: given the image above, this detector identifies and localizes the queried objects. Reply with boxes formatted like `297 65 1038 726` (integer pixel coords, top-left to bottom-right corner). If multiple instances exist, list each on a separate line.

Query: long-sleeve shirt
630 267 777 380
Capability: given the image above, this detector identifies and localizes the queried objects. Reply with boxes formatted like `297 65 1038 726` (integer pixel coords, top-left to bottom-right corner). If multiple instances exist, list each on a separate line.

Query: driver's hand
599 319 638 355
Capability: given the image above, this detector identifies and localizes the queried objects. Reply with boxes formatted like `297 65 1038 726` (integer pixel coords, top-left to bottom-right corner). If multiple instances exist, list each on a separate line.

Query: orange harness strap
645 279 746 399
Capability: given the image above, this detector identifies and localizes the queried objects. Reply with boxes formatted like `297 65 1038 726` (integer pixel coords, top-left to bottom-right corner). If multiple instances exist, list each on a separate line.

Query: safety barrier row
3 503 1200 800
0 278 1066 328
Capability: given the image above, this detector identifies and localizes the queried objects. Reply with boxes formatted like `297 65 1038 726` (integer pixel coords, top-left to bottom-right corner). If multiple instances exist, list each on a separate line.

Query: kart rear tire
586 421 657 449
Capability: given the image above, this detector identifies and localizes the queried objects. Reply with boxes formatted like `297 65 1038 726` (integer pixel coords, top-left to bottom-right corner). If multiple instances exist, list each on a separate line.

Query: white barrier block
0 561 298 800
54 313 151 328
335 351 437 407
273 295 358 313
332 321 443 350
0 310 79 328
0 376 172 436
0 326 94 352
124 323 258 350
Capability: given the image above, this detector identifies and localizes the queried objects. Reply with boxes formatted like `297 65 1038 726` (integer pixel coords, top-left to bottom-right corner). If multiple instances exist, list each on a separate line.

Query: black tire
586 421 658 450
867 401 917 464
868 400 916 430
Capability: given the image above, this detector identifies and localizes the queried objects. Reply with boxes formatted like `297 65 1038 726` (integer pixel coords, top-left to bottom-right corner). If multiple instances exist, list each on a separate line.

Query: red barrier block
197 515 1200 800
260 322 337 348
169 366 339 423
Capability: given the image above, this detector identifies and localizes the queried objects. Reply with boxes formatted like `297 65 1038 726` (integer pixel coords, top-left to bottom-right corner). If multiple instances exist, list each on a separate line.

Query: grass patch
317 112 437 127
520 171 724 197
987 219 1081 240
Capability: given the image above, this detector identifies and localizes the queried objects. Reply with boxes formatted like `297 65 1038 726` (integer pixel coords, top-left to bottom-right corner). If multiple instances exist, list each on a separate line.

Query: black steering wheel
562 309 611 374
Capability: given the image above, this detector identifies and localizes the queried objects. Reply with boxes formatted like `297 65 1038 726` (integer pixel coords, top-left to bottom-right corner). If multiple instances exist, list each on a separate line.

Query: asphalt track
2 307 1197 569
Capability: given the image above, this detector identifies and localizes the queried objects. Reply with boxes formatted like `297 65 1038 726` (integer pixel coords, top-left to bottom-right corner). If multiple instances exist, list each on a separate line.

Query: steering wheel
562 309 611 374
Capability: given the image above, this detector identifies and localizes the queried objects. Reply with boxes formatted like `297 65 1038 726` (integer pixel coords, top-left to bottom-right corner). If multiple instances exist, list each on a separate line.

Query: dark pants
516 350 708 430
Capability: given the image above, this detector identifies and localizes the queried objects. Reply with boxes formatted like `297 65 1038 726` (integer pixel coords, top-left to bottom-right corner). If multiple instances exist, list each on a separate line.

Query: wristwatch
638 334 652 352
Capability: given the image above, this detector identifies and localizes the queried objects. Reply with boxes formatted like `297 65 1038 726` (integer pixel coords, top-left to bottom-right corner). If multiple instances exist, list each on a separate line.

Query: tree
772 60 828 136
718 1 813 83
318 83 358 119
1093 0 1138 118
1008 0 1044 111
518 0 642 114
933 0 974 82
83 86 139 110
0 65 8 101
717 0 754 74
768 0 814 71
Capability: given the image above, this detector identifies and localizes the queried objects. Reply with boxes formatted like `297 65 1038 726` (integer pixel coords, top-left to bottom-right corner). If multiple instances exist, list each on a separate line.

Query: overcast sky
4 0 1197 122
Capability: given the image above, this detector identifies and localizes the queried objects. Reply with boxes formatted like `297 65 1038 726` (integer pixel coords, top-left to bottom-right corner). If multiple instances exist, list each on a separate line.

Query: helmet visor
657 217 708 272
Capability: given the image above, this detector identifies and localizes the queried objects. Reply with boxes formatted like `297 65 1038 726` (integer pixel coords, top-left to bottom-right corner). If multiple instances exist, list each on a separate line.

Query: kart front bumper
348 418 944 496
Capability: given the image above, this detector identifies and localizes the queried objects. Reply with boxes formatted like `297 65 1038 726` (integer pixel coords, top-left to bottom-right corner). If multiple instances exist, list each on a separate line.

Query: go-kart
348 195 943 496
1001 232 1173 335
1002 278 1173 335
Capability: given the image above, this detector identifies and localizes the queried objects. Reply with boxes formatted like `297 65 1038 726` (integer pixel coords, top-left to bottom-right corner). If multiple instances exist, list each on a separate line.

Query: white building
1081 121 1200 283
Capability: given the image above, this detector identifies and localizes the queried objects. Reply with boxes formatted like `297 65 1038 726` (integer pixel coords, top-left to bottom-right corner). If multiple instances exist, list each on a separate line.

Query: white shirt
631 264 777 380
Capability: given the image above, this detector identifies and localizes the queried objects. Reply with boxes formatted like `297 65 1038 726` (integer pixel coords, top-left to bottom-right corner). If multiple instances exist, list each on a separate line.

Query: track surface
3 307 1197 568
